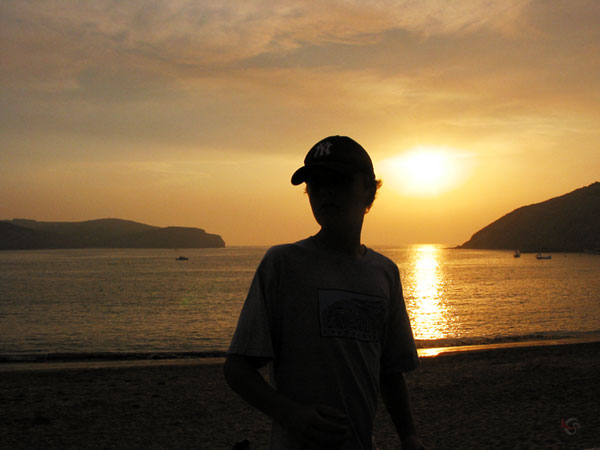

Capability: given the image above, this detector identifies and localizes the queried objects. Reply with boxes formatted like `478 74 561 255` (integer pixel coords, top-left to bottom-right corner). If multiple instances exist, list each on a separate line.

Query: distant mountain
0 218 225 250
458 182 600 252
0 222 68 249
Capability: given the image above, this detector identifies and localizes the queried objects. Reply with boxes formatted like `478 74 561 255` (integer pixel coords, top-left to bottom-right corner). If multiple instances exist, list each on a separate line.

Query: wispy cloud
2 0 599 163
1 0 531 85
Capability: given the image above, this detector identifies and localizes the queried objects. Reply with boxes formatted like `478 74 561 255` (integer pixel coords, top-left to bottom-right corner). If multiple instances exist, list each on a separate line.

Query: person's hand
281 403 350 449
401 434 426 450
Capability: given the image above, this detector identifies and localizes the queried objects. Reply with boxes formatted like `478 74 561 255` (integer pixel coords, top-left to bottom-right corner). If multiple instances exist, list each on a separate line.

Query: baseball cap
291 135 375 185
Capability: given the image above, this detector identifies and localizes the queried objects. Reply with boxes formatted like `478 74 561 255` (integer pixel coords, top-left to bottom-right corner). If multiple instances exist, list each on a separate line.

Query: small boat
176 256 189 261
513 250 521 258
536 253 552 260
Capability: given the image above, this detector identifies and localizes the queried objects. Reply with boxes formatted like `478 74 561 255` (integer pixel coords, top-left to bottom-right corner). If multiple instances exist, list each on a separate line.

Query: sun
378 146 468 196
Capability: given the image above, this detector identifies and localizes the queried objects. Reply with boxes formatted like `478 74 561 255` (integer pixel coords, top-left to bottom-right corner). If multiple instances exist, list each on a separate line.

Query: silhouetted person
224 136 425 450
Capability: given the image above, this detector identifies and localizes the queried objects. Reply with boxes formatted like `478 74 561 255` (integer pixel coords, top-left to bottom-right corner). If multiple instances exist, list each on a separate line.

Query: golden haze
1 1 599 245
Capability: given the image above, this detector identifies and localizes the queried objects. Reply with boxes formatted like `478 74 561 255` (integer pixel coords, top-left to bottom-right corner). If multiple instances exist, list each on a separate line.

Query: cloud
1 0 532 85
1 0 599 160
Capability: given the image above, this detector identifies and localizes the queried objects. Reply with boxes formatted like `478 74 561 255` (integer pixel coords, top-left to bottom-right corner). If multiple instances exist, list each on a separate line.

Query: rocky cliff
0 218 225 250
458 182 600 252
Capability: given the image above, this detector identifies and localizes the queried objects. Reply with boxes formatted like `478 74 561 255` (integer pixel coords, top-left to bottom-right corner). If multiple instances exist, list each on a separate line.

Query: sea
1 246 599 362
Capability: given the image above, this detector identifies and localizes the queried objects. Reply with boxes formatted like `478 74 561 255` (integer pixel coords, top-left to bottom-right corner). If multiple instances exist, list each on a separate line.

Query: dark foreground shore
2 342 599 450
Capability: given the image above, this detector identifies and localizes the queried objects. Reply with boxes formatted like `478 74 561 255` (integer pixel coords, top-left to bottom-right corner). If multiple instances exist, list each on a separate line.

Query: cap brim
291 166 308 185
290 162 357 185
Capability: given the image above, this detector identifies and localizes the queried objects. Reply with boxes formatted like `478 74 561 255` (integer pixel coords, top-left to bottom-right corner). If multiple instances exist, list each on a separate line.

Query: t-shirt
228 237 419 450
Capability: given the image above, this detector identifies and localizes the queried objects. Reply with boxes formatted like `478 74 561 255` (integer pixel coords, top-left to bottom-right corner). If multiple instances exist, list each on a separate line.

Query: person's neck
314 228 365 260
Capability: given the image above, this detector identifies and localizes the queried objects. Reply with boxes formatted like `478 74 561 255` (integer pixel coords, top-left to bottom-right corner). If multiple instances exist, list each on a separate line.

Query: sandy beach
1 342 599 450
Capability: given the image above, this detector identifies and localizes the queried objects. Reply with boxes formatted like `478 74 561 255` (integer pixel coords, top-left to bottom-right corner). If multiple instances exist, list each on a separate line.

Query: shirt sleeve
227 249 279 359
380 264 420 374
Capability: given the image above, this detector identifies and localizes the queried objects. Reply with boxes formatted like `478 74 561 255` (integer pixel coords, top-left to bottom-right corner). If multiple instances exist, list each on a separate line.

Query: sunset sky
1 0 599 246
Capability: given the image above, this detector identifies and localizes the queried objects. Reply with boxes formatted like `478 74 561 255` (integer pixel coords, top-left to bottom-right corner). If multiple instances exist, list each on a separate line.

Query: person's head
291 136 382 230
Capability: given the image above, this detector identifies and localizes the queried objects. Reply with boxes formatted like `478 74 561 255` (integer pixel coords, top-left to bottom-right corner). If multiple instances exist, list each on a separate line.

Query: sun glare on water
379 147 469 196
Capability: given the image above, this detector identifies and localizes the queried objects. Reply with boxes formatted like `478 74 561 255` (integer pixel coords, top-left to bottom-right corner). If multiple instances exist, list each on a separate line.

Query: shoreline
2 336 599 372
417 335 600 357
2 341 598 449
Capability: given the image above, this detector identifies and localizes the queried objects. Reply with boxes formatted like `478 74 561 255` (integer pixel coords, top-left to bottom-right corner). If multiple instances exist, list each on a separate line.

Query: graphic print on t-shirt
318 289 385 342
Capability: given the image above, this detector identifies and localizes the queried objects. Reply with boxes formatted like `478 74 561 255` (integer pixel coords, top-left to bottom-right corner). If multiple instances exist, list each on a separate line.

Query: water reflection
404 245 449 340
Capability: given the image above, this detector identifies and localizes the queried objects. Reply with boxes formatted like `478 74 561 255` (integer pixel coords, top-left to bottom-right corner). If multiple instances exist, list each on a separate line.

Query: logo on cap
313 141 332 158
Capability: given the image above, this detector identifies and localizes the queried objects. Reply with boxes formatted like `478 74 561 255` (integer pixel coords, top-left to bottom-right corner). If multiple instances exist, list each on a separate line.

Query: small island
0 218 225 250
458 182 600 253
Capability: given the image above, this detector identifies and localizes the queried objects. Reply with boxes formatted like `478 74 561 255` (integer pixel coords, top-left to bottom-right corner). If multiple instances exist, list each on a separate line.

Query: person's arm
223 354 293 422
223 354 350 449
380 371 426 450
